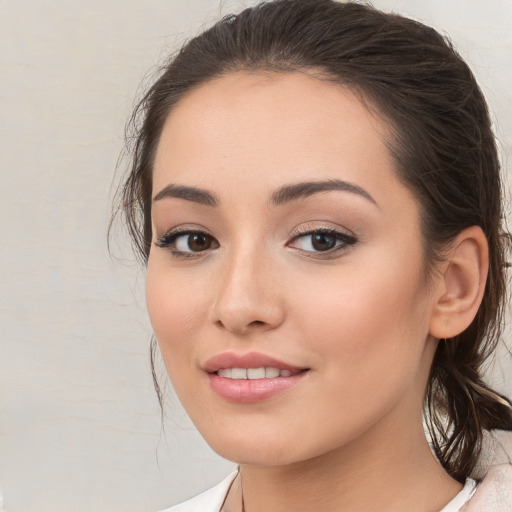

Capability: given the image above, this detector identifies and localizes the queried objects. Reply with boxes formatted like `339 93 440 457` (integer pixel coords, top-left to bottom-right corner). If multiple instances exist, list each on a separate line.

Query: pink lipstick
203 352 309 403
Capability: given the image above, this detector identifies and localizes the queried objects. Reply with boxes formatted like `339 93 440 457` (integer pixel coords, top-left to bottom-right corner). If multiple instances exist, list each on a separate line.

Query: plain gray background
1 1 511 511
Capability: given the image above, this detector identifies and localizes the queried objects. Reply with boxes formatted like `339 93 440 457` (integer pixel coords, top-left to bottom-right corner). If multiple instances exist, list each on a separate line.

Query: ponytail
426 335 512 482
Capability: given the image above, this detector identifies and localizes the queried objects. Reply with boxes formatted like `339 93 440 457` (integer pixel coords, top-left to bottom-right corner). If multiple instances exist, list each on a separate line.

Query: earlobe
429 226 489 339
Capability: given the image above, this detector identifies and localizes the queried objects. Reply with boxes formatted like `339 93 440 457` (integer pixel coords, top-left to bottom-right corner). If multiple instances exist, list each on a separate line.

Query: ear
429 226 489 339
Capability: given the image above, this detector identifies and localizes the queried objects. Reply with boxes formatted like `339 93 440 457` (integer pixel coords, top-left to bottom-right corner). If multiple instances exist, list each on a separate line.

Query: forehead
153 71 401 202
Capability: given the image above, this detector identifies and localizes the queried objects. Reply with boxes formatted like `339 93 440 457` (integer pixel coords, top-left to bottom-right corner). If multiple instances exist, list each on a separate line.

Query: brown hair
114 0 512 481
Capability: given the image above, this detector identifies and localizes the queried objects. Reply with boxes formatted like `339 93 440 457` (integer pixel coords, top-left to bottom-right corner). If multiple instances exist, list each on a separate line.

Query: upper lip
202 352 307 373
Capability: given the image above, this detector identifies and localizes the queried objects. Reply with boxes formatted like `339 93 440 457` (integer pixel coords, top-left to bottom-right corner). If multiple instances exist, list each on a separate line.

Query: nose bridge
212 237 283 333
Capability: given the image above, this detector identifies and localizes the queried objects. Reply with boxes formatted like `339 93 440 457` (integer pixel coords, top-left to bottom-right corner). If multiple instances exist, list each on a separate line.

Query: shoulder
463 464 512 512
462 429 512 511
158 471 238 512
439 479 477 512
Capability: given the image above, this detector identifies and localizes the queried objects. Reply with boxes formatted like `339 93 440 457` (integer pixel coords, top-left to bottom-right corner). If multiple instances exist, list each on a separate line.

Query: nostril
214 318 268 333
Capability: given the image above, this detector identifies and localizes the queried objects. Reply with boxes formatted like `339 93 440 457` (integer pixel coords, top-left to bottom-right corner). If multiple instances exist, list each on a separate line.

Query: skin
147 72 467 511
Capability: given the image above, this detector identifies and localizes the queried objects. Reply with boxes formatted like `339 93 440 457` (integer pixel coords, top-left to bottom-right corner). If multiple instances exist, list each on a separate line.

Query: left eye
174 233 215 252
155 230 219 255
289 230 356 253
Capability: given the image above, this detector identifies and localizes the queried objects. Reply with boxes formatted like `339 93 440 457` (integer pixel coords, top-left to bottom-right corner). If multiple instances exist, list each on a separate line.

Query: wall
1 1 510 511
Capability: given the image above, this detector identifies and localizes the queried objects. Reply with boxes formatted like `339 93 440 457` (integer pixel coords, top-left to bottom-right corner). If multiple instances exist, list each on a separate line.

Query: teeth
231 368 247 379
217 367 296 379
265 367 280 378
247 368 266 379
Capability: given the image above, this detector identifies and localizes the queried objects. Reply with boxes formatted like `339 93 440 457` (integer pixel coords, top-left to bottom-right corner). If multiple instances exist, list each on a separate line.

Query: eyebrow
271 179 377 206
153 184 219 206
152 178 376 208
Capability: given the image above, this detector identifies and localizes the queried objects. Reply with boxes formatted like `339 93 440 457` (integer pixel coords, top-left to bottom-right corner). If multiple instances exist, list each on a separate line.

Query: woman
116 0 512 510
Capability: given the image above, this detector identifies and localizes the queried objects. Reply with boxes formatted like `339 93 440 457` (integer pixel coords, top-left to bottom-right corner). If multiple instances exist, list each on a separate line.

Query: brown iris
187 233 213 252
311 233 337 251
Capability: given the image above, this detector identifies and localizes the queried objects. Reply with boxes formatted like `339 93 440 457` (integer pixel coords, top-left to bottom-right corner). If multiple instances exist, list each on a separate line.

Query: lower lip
208 372 307 403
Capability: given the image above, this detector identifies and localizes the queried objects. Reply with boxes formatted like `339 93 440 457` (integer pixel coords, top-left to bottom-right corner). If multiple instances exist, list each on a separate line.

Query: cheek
282 262 431 446
145 259 211 373
292 256 430 382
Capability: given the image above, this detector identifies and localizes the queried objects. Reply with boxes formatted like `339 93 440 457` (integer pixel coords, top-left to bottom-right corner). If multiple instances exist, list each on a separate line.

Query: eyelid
287 224 358 256
154 225 219 257
154 224 210 244
290 222 356 239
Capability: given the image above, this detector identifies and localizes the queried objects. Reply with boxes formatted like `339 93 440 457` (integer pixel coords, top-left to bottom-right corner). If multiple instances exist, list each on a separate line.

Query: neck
225 417 461 512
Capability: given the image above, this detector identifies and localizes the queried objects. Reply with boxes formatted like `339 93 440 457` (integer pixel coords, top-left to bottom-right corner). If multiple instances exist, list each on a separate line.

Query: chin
216 446 298 467
202 429 303 466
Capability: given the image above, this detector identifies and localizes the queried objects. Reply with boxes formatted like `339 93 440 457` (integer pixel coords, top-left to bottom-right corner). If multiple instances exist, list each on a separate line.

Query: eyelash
155 226 357 258
155 229 218 258
288 226 357 257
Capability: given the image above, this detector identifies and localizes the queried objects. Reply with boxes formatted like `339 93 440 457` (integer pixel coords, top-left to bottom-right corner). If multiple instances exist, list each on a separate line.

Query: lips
203 352 309 403
203 352 306 373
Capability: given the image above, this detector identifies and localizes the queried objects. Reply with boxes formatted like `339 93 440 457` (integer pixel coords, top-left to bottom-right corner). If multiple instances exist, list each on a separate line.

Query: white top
160 472 477 512
439 479 477 511
159 472 237 512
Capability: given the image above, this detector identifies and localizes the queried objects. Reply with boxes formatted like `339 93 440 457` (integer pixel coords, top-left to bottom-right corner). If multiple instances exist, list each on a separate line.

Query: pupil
312 233 335 251
188 234 210 251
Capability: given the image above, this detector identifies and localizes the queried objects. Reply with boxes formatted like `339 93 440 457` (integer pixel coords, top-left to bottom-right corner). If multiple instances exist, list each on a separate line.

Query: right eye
155 230 219 256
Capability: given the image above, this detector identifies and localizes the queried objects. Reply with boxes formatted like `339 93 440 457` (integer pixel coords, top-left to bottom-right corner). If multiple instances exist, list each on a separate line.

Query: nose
209 246 285 335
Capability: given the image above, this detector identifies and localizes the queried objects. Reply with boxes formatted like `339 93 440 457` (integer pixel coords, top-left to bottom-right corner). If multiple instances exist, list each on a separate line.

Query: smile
203 352 309 403
217 367 297 379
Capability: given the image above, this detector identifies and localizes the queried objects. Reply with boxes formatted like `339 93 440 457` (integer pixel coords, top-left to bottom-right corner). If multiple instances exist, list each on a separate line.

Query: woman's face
147 72 441 465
